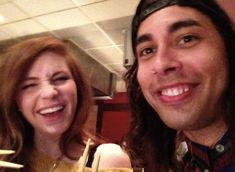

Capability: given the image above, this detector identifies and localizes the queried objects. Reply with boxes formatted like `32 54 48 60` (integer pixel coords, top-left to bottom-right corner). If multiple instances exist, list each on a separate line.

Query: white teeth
39 106 63 115
161 86 189 96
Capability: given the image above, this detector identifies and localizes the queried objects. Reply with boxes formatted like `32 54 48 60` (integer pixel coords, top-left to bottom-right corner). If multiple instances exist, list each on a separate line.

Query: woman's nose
39 83 58 99
152 46 182 75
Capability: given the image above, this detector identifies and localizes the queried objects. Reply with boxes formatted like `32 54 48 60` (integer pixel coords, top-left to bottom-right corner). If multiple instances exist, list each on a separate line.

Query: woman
0 36 131 171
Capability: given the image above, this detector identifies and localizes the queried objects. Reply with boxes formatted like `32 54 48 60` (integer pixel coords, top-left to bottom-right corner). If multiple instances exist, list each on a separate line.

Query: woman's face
16 51 77 138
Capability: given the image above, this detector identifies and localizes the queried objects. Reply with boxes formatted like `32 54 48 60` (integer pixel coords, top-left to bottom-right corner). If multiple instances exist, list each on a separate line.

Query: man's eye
183 35 195 42
178 35 199 46
139 47 155 58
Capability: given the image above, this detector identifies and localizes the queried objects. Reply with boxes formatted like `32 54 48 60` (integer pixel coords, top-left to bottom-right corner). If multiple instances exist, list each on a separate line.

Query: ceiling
0 0 234 92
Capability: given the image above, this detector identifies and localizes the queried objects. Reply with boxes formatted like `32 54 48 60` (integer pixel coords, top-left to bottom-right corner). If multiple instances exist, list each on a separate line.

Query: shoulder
92 143 131 169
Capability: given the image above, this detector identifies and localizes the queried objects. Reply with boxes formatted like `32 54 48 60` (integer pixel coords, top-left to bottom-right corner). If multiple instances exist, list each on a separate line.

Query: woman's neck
34 132 83 162
34 132 61 160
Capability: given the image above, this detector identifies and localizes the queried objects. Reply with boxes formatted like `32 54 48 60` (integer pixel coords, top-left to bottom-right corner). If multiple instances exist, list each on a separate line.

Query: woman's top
30 150 135 172
30 150 90 172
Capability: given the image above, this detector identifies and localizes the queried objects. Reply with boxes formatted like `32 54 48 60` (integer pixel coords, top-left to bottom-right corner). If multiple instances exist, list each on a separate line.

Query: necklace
49 155 63 172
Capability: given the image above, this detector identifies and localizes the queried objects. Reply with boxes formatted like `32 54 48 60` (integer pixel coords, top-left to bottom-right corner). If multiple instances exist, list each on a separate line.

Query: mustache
152 71 198 84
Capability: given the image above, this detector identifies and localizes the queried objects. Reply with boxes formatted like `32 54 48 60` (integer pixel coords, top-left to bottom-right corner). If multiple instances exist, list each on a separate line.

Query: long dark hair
0 36 96 171
124 0 235 171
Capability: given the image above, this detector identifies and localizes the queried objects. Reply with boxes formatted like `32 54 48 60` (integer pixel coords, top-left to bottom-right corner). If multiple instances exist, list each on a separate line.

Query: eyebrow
20 77 38 83
168 19 201 33
136 34 152 47
135 19 201 47
21 71 68 81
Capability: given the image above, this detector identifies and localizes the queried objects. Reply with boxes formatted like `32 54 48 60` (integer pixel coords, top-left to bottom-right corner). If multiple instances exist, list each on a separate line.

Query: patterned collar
175 130 235 171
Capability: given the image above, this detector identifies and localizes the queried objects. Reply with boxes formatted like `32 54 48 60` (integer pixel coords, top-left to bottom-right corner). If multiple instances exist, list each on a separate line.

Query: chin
45 127 67 136
163 119 192 130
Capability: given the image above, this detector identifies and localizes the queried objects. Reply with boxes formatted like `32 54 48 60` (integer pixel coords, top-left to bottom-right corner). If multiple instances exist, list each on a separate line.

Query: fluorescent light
0 15 5 24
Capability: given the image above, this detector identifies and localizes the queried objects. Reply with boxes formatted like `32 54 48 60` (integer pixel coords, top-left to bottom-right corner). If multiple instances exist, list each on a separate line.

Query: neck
34 132 83 163
183 118 228 147
34 132 61 160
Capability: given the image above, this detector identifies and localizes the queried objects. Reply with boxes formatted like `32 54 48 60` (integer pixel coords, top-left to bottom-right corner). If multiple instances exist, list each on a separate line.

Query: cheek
72 89 78 107
67 82 78 108
201 54 228 82
16 94 29 112
201 37 228 77
16 94 34 120
210 59 228 95
185 44 227 77
137 65 151 88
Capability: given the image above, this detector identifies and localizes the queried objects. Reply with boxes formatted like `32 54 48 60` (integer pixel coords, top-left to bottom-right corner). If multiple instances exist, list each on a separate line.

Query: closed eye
52 76 70 85
21 83 37 90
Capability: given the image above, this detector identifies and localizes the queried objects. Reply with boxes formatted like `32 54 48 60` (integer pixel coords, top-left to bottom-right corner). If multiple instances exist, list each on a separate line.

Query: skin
135 6 228 146
15 51 132 167
93 144 132 168
14 50 132 167
16 51 77 157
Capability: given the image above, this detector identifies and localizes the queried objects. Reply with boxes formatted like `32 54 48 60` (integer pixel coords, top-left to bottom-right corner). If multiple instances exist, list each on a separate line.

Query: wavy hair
0 36 95 171
124 0 235 171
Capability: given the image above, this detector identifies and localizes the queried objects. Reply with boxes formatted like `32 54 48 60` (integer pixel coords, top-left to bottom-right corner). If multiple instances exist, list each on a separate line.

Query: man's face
136 6 228 131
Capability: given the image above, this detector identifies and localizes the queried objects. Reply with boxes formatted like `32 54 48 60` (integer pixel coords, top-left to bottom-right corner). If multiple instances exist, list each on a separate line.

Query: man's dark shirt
176 131 235 172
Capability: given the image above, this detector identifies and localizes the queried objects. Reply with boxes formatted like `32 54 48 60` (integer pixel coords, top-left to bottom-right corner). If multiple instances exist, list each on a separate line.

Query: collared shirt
175 131 235 172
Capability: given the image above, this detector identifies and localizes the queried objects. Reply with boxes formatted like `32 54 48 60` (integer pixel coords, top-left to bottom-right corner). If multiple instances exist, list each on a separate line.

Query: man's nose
152 46 182 75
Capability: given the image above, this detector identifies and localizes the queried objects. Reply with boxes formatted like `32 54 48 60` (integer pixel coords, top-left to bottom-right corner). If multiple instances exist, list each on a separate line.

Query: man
124 0 235 171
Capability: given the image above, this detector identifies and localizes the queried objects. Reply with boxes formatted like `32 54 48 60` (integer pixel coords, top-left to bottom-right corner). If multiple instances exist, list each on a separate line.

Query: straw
0 150 15 155
0 160 23 169
92 153 100 172
77 138 91 172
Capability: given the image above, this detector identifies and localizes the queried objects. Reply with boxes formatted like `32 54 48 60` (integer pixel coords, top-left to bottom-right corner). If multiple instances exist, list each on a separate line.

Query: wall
96 92 131 143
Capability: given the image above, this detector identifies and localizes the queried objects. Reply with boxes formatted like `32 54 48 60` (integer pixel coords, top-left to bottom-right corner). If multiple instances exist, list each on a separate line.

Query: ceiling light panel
73 35 112 49
0 0 12 4
14 0 76 17
0 15 5 24
0 2 28 24
35 8 91 30
79 0 139 22
54 24 98 39
106 63 126 75
73 0 105 6
1 19 46 38
64 25 113 49
97 16 133 45
0 28 11 40
87 46 124 65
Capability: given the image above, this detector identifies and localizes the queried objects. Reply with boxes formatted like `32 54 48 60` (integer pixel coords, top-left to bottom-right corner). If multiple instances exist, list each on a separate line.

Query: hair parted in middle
0 36 95 171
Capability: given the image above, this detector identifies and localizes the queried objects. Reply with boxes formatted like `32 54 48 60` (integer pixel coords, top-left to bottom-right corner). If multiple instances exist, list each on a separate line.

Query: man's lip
157 82 196 91
156 83 198 99
158 84 191 95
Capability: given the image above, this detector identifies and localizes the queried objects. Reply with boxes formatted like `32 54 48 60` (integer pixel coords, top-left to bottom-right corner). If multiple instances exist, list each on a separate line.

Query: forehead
27 51 69 75
137 5 214 35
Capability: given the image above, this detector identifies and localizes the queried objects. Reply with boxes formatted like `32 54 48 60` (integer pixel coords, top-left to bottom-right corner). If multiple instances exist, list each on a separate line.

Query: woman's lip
36 104 64 115
39 106 64 115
